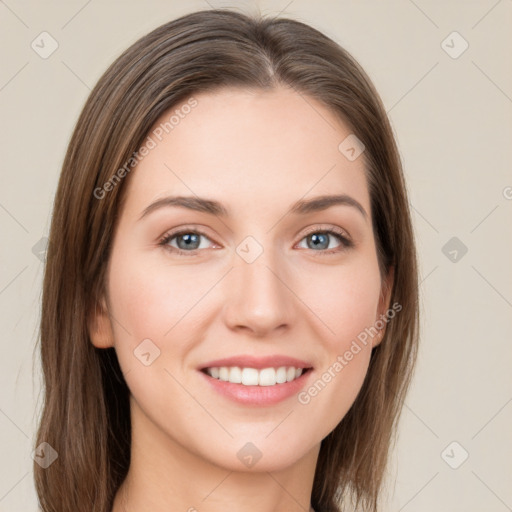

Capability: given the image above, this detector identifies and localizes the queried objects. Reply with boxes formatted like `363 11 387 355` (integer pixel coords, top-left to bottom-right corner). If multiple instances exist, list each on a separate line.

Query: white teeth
276 367 287 384
205 366 307 386
229 366 242 383
241 368 259 386
219 367 229 381
258 368 275 386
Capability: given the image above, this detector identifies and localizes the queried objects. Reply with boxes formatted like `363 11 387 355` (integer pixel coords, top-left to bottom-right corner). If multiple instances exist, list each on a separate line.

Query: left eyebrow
138 193 368 221
289 194 368 220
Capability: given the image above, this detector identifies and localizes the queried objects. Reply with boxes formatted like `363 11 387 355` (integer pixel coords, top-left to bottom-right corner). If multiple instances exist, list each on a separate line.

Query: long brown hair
34 8 419 512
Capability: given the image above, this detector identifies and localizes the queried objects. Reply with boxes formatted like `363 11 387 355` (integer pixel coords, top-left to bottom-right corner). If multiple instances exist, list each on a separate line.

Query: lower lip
199 369 313 406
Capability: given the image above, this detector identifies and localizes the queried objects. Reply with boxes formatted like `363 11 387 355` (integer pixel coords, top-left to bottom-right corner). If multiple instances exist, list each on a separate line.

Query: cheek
292 255 381 430
108 247 214 342
296 254 382 350
106 249 217 414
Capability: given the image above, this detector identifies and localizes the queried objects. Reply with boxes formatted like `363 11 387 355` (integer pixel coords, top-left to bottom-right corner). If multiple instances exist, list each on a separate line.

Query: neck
112 398 319 512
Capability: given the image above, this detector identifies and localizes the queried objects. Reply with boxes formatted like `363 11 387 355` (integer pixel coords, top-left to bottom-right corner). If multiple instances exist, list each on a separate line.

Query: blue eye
159 229 213 255
297 229 353 254
158 227 353 256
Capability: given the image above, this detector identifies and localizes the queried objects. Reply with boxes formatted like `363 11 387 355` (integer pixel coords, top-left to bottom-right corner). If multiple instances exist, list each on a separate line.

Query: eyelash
158 226 354 257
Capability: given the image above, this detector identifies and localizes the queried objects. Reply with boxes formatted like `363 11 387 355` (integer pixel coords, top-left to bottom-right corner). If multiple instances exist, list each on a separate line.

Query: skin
89 86 393 512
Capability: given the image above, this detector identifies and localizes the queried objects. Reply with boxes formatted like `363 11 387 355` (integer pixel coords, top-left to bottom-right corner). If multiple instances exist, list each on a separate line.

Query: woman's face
91 86 392 472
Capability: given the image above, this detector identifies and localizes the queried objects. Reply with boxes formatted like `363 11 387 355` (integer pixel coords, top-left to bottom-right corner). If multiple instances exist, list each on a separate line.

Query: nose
222 254 296 337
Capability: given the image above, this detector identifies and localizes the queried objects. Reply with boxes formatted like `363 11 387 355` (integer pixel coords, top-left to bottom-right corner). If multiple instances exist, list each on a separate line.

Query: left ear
373 266 395 348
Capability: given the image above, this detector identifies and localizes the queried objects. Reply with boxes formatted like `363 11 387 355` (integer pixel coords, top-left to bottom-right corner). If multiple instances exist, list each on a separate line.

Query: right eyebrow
138 195 229 221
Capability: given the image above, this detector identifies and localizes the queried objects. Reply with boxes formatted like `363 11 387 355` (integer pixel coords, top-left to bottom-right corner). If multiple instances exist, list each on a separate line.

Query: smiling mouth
201 366 313 386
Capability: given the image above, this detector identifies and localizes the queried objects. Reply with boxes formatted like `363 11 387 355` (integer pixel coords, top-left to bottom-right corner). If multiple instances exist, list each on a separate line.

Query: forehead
122 86 370 219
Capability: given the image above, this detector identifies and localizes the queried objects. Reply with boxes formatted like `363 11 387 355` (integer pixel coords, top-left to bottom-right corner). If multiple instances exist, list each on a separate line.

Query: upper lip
199 355 313 370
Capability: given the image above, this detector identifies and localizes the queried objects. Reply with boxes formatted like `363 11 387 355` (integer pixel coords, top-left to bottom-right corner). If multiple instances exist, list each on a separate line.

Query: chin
199 435 317 474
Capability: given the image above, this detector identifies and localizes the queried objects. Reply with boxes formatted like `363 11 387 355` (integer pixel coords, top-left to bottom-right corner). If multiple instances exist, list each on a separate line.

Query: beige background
1 0 511 510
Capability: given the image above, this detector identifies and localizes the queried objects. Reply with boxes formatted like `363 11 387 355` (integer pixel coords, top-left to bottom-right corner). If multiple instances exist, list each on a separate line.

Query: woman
34 8 419 512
